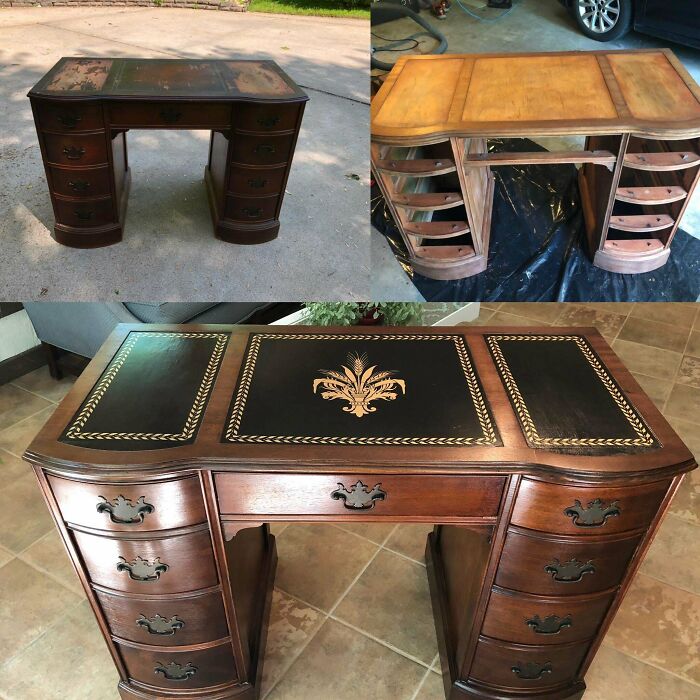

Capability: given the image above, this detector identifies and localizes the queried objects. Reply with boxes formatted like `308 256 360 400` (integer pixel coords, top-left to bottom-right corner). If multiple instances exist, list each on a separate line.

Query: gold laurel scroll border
64 332 229 442
486 334 656 447
224 333 500 446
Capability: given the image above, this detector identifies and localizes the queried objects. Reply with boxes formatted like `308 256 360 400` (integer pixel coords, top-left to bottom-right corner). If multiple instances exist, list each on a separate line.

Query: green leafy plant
303 302 422 326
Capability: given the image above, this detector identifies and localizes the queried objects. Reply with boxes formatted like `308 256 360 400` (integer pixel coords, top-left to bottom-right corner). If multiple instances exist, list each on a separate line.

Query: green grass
247 0 369 19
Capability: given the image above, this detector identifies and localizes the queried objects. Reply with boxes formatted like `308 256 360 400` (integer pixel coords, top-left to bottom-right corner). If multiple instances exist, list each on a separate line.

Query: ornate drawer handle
257 115 280 128
117 556 168 582
331 480 386 510
564 499 621 527
68 180 90 193
74 209 94 221
57 114 82 128
137 614 184 635
154 661 197 681
544 557 595 583
526 614 573 635
159 108 183 124
97 495 154 524
242 207 262 218
63 146 86 160
512 661 553 680
247 178 268 188
254 144 276 154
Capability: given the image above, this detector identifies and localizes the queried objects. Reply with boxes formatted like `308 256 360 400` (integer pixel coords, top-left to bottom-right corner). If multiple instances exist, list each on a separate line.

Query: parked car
559 0 700 49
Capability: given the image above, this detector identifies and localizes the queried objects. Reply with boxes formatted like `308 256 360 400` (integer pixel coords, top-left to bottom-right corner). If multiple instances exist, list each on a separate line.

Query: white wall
0 309 40 363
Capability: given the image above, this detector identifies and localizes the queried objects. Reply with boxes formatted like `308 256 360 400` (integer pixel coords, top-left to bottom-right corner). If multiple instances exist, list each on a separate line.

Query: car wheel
573 0 632 41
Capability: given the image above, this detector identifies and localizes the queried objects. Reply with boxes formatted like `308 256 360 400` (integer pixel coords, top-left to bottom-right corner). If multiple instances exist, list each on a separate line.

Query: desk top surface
25 325 695 481
371 49 700 141
28 57 308 102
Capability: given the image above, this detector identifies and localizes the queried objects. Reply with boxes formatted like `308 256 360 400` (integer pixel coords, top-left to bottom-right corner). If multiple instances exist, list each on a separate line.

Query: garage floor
371 0 700 299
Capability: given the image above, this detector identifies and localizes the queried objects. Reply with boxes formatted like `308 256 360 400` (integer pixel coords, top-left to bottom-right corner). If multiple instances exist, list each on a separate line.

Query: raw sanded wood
615 185 687 204
608 214 674 232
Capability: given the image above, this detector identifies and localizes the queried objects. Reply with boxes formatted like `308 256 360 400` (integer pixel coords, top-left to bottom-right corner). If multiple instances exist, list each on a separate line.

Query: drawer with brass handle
49 165 112 198
53 197 114 228
224 194 279 223
35 100 104 132
235 103 301 132
43 132 109 167
230 132 295 166
227 165 287 196
107 101 231 129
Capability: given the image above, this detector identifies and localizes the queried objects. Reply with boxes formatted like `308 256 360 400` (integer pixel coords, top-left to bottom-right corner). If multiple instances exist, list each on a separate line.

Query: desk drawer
214 473 505 519
49 165 112 198
48 475 207 533
470 636 589 690
231 132 295 166
224 194 279 223
495 529 641 596
107 101 231 128
73 529 218 594
482 588 614 645
43 132 109 167
35 100 104 132
117 639 237 690
235 103 301 132
95 588 229 646
53 197 115 228
511 478 670 537
228 165 287 196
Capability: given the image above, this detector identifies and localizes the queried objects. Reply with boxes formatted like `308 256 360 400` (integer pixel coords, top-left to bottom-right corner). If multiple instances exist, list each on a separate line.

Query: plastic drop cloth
371 138 700 301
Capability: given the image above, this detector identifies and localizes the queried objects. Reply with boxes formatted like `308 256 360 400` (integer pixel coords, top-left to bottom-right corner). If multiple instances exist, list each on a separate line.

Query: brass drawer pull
68 180 90 193
154 661 197 681
331 480 386 510
254 143 275 155
544 557 595 583
247 177 268 188
257 115 280 128
57 113 82 128
63 146 86 160
564 499 620 527
242 207 262 218
525 614 573 635
137 614 185 636
117 556 168 582
74 209 94 221
511 661 553 680
96 495 154 524
159 108 183 124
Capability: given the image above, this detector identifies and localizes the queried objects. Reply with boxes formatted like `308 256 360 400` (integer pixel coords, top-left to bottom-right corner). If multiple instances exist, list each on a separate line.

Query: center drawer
107 101 232 128
214 473 505 519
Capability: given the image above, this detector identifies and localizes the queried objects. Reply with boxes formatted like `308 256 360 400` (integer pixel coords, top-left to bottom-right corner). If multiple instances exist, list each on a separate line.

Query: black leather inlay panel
486 334 658 453
224 333 500 446
61 331 229 451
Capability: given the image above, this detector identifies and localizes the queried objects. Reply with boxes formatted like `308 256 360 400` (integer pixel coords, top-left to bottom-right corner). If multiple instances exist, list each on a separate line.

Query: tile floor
0 303 698 700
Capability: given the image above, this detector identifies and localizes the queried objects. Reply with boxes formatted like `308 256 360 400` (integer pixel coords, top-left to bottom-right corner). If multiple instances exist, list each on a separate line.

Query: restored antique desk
371 49 700 278
28 58 308 247
25 324 695 700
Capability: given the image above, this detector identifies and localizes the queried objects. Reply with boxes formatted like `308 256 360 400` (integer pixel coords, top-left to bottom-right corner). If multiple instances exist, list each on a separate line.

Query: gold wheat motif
312 352 406 418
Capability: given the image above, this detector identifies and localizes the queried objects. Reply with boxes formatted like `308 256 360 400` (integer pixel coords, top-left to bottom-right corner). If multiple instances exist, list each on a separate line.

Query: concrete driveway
0 8 369 300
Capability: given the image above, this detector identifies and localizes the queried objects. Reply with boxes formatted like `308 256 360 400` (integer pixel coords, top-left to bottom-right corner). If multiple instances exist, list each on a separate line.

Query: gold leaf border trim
486 334 655 447
64 332 228 442
224 333 499 446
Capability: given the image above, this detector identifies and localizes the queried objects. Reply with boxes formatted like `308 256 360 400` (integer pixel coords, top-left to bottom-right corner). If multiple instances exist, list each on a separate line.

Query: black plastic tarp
372 138 700 301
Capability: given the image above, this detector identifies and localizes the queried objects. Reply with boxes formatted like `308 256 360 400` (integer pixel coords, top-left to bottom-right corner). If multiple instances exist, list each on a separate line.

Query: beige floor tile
605 573 700 684
266 619 426 700
12 367 75 404
334 550 438 664
0 473 54 553
687 331 700 358
487 311 549 327
269 523 288 536
0 600 119 700
678 356 700 389
665 416 700 458
0 449 32 481
275 524 378 611
611 340 682 382
585 644 700 700
631 373 673 410
584 302 635 315
665 384 700 424
498 303 566 323
630 303 698 329
0 384 52 433
618 317 690 354
0 406 56 458
669 469 700 525
333 523 396 544
641 514 700 594
261 589 325 695
0 559 81 660
553 305 626 341
385 524 433 563
19 530 83 596
0 546 14 569
457 308 495 325
479 302 502 311
414 671 446 700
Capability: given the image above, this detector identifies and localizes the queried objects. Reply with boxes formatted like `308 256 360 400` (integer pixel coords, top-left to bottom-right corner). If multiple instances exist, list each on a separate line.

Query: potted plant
302 302 423 326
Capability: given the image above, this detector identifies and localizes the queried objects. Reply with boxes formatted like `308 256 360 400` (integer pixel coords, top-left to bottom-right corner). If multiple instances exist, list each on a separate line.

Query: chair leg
42 342 63 380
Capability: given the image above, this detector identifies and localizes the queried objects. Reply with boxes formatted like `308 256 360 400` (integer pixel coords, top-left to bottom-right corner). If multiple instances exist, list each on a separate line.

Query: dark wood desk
28 58 308 248
25 325 695 700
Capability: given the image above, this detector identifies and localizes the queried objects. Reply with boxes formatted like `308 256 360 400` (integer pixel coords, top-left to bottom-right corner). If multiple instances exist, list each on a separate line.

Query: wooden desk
28 58 308 248
371 49 700 278
25 324 695 700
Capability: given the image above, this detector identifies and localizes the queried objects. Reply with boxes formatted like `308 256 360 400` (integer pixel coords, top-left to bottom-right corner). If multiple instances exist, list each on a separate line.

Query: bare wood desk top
371 49 700 142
